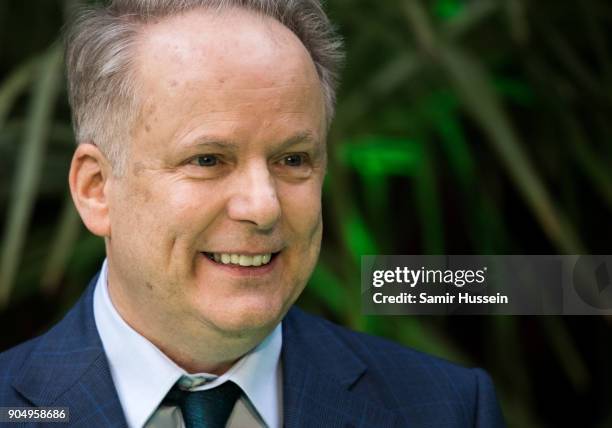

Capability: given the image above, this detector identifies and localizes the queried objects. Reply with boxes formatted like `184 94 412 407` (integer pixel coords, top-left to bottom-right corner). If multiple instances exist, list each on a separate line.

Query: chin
197 299 287 338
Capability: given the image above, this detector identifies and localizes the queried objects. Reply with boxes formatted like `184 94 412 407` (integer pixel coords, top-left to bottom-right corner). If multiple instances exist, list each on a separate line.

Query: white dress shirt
93 259 283 428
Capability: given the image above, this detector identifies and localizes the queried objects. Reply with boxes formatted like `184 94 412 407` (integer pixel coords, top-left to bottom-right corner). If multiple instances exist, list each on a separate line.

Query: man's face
105 8 326 337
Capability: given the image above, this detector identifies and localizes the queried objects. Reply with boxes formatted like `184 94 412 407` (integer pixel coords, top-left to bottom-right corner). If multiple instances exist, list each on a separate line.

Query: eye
282 154 307 167
190 155 218 167
273 152 314 179
183 153 228 179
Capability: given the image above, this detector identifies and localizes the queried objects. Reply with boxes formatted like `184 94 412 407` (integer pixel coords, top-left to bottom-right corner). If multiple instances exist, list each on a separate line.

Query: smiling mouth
203 252 280 267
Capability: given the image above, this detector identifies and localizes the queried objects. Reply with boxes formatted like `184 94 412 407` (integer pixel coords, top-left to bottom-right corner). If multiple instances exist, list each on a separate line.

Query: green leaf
0 45 64 307
41 195 83 294
338 136 422 177
439 45 585 253
0 56 40 130
343 209 378 258
414 142 445 254
434 0 464 21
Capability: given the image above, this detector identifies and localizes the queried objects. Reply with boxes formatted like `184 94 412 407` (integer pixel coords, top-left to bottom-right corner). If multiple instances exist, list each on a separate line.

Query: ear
69 143 113 237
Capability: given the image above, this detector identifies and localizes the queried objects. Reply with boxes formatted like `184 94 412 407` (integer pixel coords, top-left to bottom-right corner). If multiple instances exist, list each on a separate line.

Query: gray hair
64 0 344 172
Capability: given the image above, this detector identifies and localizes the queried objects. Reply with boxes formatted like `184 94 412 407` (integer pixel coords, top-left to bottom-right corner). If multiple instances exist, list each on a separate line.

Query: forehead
129 7 325 147
134 7 322 101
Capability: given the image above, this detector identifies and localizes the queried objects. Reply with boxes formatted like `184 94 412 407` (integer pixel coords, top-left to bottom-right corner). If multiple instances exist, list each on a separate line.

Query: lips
203 252 279 267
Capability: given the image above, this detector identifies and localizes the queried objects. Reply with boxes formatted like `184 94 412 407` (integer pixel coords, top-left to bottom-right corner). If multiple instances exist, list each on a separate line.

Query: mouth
202 251 280 268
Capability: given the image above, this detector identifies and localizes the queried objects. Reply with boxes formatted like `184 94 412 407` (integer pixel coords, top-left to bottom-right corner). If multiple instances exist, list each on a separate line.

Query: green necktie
163 381 242 428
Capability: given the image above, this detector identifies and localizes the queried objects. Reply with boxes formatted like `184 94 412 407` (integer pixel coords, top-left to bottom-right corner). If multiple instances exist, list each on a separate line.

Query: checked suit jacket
0 274 506 427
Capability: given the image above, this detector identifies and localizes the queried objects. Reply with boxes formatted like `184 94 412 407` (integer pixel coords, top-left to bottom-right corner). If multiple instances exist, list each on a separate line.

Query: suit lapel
12 275 127 427
12 278 401 427
282 308 401 428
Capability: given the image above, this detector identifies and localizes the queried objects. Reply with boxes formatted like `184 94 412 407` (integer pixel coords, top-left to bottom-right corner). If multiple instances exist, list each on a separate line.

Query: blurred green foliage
2 0 612 426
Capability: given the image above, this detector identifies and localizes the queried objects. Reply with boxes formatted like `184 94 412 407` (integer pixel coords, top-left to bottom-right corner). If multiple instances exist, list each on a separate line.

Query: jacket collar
282 307 401 427
13 275 400 427
12 274 128 427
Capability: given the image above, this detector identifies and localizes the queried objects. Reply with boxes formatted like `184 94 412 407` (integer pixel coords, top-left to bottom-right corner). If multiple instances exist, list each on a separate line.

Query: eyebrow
276 130 319 151
184 130 318 152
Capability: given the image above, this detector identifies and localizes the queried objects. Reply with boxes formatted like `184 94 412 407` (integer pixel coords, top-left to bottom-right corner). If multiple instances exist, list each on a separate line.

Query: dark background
2 0 612 426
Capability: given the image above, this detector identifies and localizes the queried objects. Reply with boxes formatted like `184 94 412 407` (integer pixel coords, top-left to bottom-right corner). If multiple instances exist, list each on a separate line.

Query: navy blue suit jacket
0 275 505 427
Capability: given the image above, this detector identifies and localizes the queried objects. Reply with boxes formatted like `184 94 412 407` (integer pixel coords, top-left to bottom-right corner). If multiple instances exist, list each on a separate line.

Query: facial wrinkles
141 25 320 102
104 7 327 350
116 162 200 286
125 120 324 271
210 196 280 257
135 48 324 164
278 171 322 237
135 9 325 141
130 146 274 246
181 85 316 126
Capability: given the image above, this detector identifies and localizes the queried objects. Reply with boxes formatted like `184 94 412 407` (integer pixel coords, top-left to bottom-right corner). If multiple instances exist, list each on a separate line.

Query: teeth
208 252 274 267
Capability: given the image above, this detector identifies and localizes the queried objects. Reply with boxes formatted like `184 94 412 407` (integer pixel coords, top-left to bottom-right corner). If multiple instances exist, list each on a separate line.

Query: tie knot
164 381 243 428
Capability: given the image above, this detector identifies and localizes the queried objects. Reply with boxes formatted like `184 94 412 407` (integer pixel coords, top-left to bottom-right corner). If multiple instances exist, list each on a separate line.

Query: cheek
109 179 224 258
164 185 219 222
135 178 225 227
282 188 323 292
278 181 323 240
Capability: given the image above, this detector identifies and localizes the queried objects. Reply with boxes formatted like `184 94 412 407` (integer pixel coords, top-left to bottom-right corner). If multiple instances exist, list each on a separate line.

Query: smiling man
0 1 505 427
81 5 327 376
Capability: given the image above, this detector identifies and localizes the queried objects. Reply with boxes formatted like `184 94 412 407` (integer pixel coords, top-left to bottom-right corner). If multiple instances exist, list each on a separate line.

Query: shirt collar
93 259 282 428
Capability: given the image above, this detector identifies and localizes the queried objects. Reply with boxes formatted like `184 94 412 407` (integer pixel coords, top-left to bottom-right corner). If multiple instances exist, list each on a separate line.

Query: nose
226 161 281 230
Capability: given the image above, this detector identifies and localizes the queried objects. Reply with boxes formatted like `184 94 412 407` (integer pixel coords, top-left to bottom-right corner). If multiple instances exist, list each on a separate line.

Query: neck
105 272 268 375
